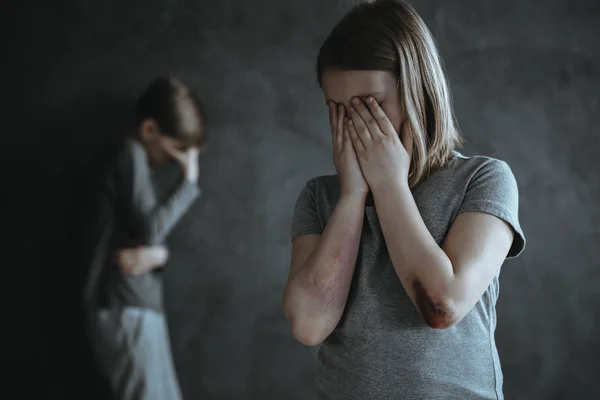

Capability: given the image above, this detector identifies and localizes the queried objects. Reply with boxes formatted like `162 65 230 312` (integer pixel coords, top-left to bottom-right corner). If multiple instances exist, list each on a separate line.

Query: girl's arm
283 180 366 346
373 160 524 329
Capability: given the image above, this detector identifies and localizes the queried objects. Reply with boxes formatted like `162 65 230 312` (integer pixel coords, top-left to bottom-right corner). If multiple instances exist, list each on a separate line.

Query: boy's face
138 119 187 165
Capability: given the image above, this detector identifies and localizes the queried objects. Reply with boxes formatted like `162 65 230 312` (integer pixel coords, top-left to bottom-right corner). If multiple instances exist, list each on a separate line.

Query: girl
282 1 526 399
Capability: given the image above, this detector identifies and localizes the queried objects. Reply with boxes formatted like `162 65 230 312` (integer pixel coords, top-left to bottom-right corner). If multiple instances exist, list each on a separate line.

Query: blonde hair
316 0 463 187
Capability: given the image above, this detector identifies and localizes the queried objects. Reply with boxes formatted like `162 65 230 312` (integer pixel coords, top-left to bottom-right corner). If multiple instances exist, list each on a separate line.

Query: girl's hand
329 102 369 198
346 96 412 192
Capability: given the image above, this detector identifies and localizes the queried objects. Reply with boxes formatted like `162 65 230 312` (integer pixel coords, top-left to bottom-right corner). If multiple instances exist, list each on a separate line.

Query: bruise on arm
412 278 454 329
310 248 344 285
310 248 347 308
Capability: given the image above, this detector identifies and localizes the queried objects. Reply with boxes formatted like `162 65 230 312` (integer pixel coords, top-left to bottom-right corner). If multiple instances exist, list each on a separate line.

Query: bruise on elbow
412 278 455 329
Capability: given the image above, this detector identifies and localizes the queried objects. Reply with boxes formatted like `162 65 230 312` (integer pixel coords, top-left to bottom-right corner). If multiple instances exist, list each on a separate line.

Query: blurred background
5 0 599 399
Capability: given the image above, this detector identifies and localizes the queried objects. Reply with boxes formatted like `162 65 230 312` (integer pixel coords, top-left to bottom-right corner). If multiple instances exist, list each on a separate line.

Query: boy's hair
135 76 206 148
316 0 463 187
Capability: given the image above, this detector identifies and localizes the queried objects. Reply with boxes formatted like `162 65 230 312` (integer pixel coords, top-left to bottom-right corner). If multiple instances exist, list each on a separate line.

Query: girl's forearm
284 193 366 345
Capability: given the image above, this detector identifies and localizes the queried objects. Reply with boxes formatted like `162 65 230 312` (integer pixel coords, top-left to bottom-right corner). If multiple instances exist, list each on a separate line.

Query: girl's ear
139 118 160 142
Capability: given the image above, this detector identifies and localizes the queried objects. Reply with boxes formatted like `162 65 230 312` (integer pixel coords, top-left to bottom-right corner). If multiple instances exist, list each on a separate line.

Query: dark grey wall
11 0 598 398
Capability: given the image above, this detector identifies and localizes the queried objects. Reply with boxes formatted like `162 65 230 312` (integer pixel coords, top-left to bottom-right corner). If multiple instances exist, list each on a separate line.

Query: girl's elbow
412 278 464 329
282 285 336 346
419 298 467 329
289 317 327 346
421 310 461 329
282 301 329 346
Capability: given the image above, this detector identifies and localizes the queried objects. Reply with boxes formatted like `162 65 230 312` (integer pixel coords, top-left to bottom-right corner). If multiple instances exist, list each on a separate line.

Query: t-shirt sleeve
291 178 323 241
457 159 526 258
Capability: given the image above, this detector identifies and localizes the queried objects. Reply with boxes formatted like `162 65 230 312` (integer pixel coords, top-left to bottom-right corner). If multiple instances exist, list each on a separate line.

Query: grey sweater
83 138 199 312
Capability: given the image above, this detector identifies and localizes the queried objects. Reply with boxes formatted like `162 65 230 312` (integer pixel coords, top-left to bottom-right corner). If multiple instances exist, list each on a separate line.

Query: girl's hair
316 0 463 187
135 76 207 148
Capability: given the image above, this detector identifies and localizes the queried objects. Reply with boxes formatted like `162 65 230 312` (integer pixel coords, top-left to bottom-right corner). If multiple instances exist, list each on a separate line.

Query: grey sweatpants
88 306 183 400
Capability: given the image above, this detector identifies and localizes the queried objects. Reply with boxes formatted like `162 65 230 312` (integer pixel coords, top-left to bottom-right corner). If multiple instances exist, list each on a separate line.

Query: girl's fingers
336 105 345 150
348 103 372 144
364 96 396 136
328 102 336 139
347 118 365 153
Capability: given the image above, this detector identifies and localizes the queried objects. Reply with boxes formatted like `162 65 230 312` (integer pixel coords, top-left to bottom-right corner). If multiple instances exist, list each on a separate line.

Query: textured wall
12 0 599 398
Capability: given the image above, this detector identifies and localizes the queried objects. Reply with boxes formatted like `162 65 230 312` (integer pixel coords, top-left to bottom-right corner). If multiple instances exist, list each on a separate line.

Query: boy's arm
123 140 200 245
116 245 170 275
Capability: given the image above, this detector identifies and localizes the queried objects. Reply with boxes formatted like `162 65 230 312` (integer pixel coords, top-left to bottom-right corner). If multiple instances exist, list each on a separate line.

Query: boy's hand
116 245 170 276
164 145 200 183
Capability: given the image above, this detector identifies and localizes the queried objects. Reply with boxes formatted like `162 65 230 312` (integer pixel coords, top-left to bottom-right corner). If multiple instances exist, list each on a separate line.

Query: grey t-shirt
291 152 526 400
83 138 199 312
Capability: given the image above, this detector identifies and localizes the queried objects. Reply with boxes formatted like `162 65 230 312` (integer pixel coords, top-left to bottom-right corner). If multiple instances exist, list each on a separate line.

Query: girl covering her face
283 1 526 399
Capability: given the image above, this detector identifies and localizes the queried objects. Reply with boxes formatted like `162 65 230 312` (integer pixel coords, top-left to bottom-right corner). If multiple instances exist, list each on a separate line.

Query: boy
82 76 206 400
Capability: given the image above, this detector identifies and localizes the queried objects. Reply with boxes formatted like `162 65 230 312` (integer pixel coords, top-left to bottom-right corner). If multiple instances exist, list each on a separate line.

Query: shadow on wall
3 106 44 398
41 92 134 399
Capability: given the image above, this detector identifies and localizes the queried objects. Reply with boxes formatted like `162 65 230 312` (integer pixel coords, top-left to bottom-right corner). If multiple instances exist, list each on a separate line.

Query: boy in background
82 76 206 400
